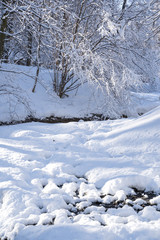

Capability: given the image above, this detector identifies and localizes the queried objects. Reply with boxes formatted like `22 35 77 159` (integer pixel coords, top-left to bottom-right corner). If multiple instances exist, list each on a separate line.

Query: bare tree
0 0 9 61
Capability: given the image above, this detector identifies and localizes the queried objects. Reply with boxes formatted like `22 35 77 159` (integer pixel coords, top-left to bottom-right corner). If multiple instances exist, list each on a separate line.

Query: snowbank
0 64 160 123
0 105 160 239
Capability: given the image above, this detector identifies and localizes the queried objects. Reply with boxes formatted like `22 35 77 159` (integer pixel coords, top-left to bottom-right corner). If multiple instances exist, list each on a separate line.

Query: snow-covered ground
0 63 160 123
0 105 160 240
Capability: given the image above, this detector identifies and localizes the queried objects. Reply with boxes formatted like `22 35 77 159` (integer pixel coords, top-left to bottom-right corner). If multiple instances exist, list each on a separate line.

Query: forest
0 0 159 121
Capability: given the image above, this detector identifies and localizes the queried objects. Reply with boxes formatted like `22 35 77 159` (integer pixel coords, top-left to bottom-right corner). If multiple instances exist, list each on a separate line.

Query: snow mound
102 175 159 196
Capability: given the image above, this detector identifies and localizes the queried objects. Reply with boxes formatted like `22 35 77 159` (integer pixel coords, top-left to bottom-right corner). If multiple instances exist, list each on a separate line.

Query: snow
0 63 160 239
0 63 160 123
0 103 160 239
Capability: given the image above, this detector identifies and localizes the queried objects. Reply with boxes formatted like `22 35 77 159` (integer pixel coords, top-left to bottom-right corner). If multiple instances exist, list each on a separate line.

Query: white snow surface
0 105 160 240
0 63 160 122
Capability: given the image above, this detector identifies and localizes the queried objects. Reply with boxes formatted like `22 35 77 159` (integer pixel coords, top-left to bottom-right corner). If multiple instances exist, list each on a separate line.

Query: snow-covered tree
0 0 159 117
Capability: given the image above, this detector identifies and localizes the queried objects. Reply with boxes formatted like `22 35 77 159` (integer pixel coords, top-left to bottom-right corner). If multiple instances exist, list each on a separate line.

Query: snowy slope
0 106 160 239
0 63 160 123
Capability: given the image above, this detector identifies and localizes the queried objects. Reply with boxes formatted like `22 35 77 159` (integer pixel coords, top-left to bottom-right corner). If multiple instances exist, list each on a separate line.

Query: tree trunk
32 65 39 93
0 0 7 60
26 30 32 66
122 0 127 11
32 15 41 92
